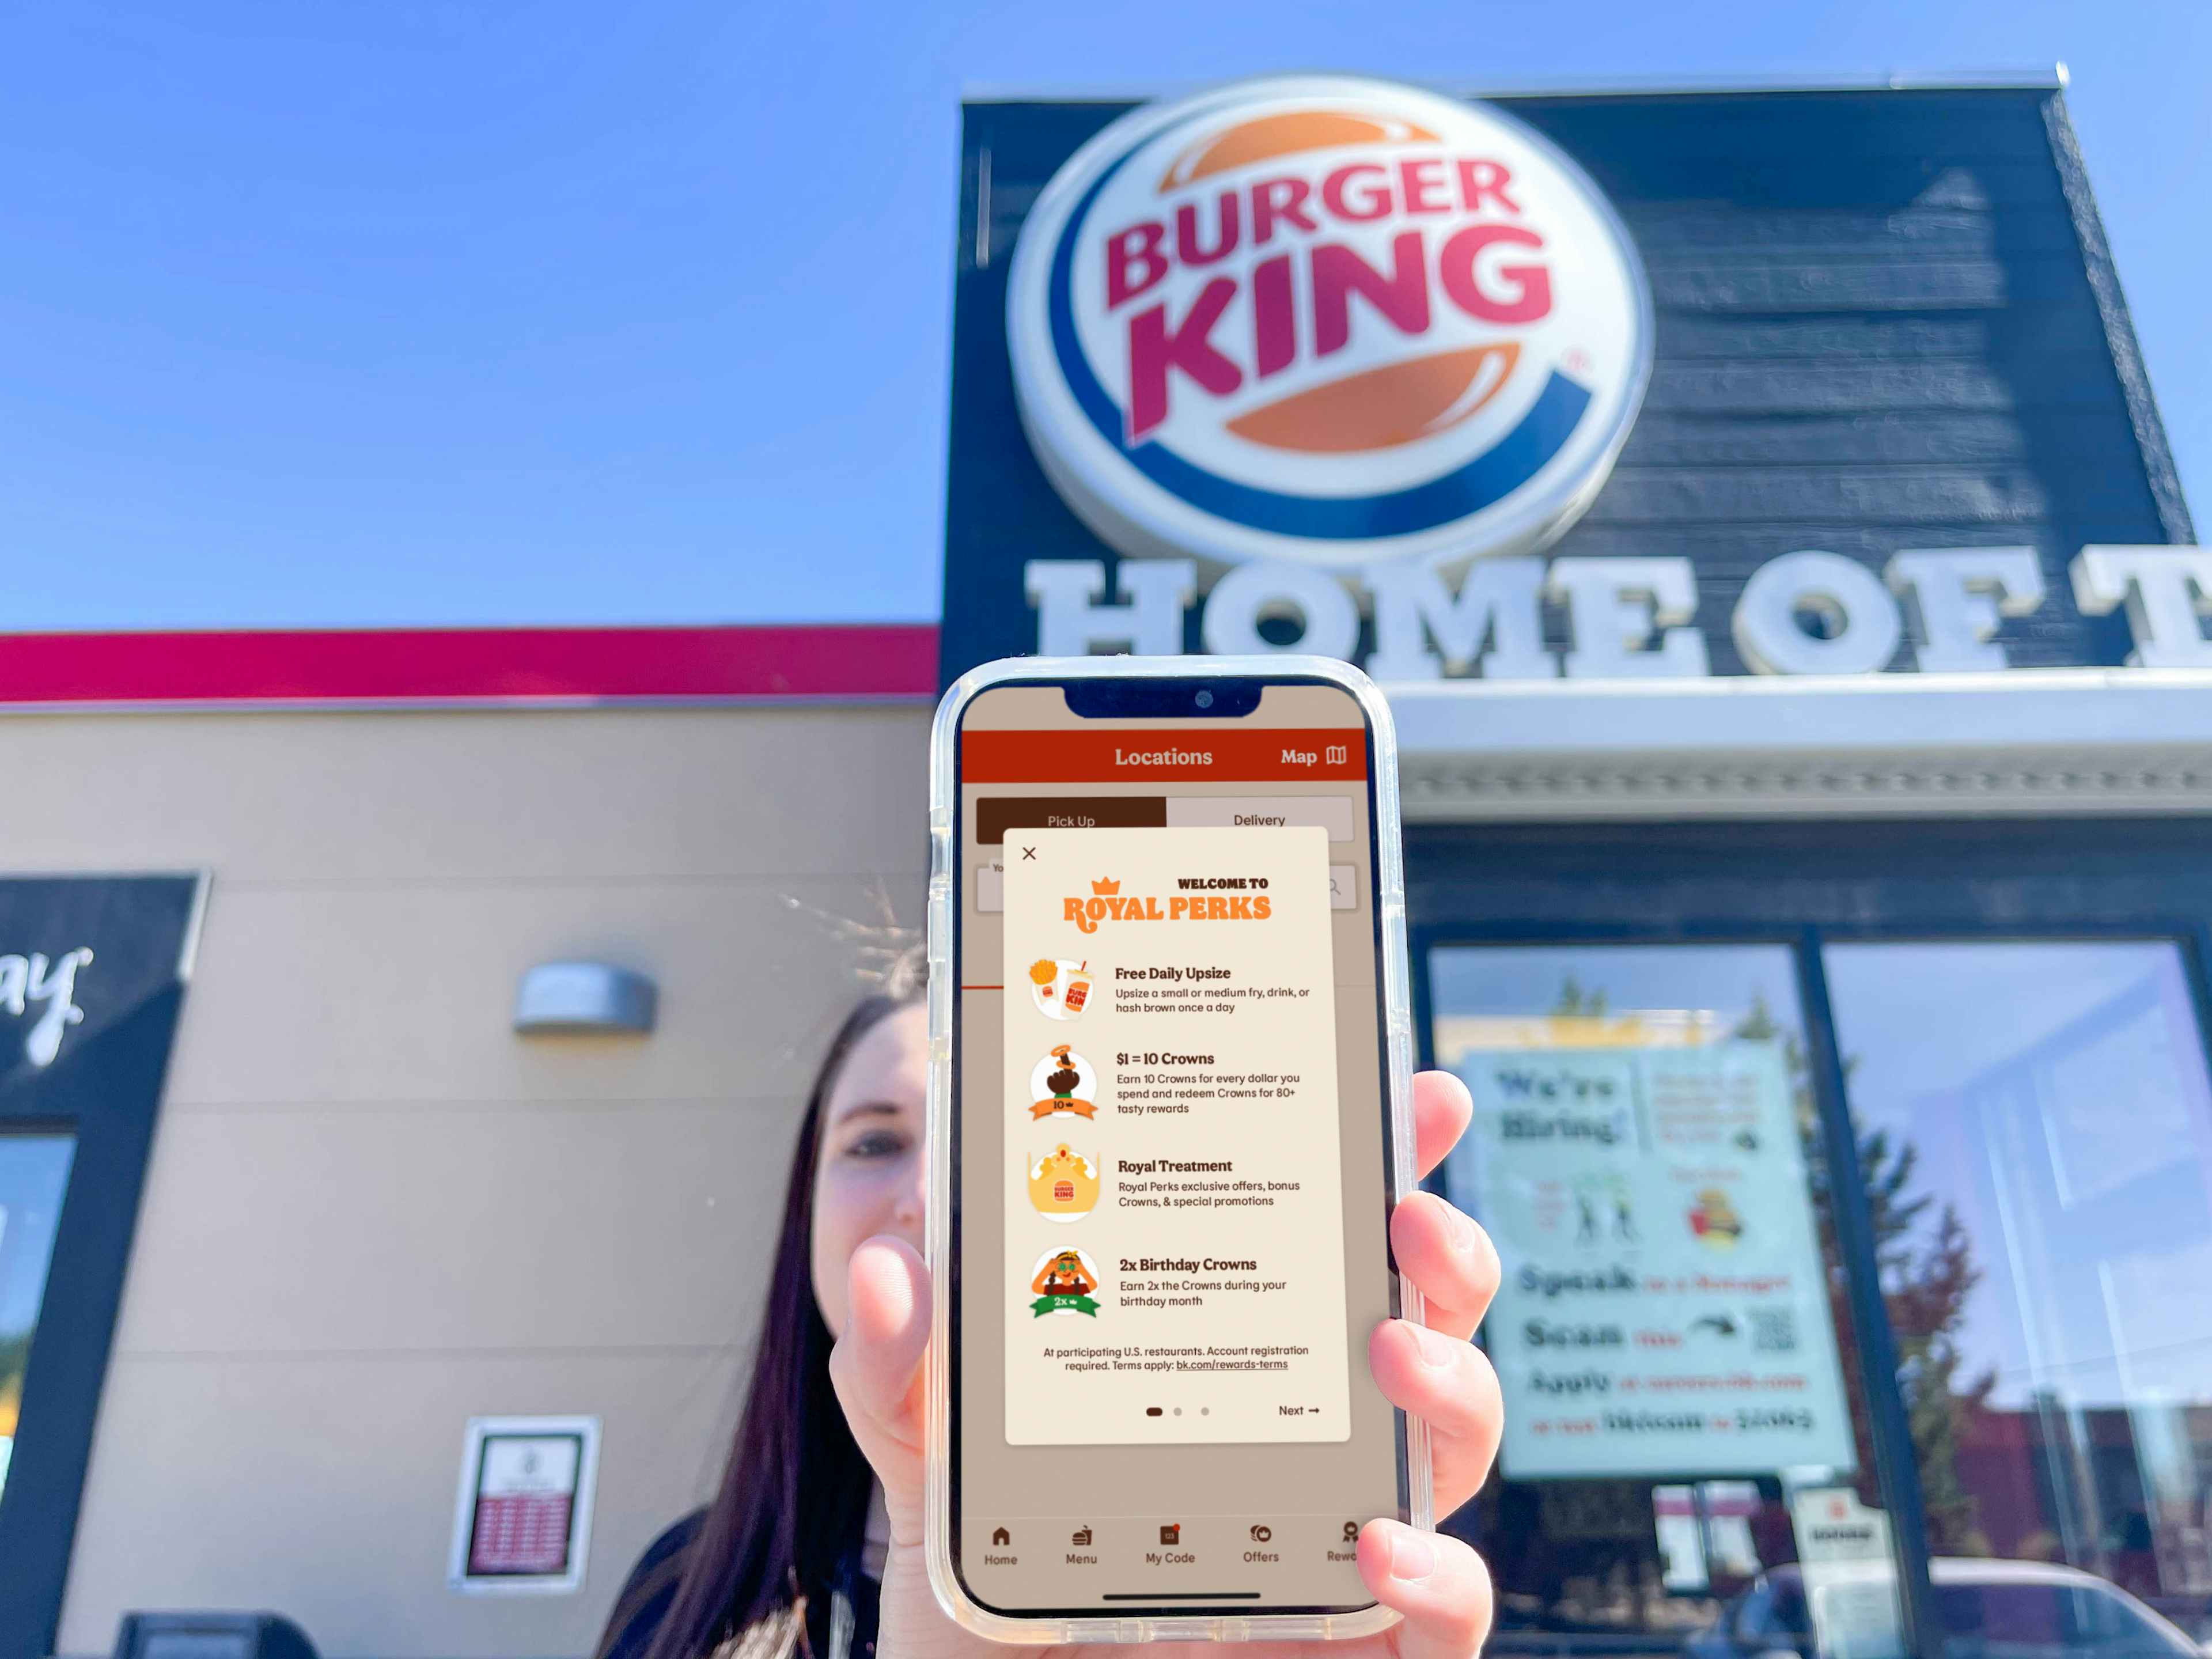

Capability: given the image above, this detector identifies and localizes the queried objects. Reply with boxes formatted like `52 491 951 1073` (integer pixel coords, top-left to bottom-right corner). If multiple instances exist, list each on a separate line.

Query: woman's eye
845 1129 909 1161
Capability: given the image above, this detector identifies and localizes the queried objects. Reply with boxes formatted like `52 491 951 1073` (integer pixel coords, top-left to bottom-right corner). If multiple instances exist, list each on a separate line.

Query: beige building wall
0 702 930 1659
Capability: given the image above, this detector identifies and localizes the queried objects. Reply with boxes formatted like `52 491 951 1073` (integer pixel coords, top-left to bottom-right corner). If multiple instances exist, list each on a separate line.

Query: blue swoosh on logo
1044 121 1594 541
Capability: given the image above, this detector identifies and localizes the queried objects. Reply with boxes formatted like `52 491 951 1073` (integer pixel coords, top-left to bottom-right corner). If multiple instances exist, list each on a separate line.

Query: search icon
1327 865 1356 911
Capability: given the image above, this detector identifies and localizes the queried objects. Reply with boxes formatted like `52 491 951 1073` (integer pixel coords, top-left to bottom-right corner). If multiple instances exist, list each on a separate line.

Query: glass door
1430 944 1911 1659
1406 816 2212 1659
1823 941 2212 1655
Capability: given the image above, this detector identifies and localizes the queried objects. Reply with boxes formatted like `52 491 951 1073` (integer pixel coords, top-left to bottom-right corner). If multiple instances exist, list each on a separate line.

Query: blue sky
3 1 2204 631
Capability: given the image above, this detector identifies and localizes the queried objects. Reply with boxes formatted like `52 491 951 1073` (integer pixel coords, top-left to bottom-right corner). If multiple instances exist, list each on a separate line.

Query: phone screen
950 679 1403 1617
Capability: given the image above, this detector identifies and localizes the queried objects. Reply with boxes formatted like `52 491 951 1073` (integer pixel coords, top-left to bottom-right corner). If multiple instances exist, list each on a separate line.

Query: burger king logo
1006 75 1650 577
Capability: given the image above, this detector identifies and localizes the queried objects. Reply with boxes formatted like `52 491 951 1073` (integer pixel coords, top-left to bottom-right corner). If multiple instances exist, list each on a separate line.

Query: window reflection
1826 941 2212 1651
0 1132 75 1507
1430 945 1902 1658
1934 1566 2200 1659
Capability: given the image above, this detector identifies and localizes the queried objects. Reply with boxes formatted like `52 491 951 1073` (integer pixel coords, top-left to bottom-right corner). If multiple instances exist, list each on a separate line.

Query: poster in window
1446 1041 1857 1479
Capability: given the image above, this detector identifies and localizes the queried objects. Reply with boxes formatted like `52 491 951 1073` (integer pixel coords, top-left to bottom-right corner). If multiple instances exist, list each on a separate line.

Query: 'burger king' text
1107 156 1546 440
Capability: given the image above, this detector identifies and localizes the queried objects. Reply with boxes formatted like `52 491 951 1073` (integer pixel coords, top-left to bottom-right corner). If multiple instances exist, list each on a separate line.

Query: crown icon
1028 1145 1100 1219
1092 878 1120 895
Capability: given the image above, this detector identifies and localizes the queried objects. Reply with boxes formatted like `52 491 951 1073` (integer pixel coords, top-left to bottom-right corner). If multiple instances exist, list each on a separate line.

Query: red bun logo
1007 76 1650 575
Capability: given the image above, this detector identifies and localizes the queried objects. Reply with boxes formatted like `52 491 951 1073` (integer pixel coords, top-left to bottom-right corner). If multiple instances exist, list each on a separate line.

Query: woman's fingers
1396 1084 1502 1518
1412 1070 1472 1180
1357 1520 1494 1659
827 1234 932 1539
1369 1318 1505 1522
1392 1192 1501 1343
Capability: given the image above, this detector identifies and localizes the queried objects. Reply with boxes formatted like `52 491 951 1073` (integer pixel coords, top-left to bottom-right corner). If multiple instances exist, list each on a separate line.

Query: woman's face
810 1002 930 1339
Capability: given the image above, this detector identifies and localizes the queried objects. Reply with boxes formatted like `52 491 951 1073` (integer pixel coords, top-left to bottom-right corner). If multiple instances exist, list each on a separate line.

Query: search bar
1328 865 1358 911
1164 796 1355 842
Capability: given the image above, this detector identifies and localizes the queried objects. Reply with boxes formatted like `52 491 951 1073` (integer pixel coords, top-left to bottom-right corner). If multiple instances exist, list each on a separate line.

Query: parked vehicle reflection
1685 1559 2207 1659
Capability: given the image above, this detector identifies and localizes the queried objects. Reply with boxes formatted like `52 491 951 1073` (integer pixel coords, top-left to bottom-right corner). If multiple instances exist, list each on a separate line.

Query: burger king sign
1006 75 1652 581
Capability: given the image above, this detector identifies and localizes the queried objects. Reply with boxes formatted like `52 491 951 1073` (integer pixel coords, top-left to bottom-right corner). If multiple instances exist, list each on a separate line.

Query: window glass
1940 1582 2067 1643
1771 1572 1812 1639
0 1132 75 1506
1430 945 1904 1658
2075 1582 2192 1653
1734 1581 1778 1638
1826 942 2212 1654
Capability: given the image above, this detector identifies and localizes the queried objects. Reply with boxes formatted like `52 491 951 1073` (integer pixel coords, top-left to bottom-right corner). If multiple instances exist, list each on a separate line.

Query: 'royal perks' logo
1064 875 1273 933
1007 75 1650 577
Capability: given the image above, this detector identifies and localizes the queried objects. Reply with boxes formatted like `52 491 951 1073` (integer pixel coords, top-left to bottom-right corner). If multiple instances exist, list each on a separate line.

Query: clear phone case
923 654 1431 1644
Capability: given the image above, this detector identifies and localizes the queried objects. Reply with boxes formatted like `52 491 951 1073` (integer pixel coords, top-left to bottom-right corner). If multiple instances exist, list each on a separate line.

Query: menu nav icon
1071 1527 1092 1547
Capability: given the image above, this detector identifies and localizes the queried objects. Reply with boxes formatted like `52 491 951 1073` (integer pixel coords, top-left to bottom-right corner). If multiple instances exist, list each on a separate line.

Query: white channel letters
1025 546 2209 679
0 946 93 1068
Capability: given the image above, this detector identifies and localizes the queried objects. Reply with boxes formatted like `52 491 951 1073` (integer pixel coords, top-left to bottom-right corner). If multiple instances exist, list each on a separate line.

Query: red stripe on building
0 624 941 704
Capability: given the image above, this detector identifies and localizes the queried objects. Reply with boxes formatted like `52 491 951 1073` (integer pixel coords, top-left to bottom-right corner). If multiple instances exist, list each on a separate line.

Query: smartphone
923 654 1428 1643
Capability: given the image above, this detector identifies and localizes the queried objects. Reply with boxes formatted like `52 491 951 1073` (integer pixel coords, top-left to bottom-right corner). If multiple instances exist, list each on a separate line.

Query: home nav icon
992 1527 1011 1547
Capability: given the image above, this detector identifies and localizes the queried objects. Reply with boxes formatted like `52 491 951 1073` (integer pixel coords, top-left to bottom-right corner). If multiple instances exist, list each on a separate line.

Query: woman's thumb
828 1236 933 1533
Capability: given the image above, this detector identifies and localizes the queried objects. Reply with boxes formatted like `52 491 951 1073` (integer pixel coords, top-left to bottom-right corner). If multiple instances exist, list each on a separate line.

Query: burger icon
1688 1188 1744 1249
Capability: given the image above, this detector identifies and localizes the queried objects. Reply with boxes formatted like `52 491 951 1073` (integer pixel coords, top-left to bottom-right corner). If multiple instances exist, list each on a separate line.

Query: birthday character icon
1027 1143 1101 1221
1029 958 1096 1020
1028 1044 1099 1120
1028 1247 1103 1317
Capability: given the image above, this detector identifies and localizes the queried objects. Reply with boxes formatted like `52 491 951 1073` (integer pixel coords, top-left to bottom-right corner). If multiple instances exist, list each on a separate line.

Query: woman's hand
830 1069 1500 1659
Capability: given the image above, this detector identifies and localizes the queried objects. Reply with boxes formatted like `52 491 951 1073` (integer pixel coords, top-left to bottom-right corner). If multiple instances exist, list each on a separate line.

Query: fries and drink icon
1028 957 1094 1020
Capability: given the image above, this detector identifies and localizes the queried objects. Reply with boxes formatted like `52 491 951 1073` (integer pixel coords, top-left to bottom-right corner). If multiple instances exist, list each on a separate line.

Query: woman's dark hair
601 982 921 1659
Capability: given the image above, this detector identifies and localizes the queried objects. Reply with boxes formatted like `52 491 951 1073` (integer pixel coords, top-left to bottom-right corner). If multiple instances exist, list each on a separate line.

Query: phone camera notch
1194 689 1214 709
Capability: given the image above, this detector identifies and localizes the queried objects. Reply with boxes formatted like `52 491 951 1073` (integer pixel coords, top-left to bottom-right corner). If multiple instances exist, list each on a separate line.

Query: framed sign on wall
447 1415 601 1595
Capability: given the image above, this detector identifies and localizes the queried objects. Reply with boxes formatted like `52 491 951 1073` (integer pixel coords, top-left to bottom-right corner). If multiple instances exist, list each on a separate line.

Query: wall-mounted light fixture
513 962 657 1035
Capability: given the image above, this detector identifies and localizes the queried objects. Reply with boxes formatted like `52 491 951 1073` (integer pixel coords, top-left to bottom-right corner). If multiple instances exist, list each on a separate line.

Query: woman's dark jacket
596 1512 881 1659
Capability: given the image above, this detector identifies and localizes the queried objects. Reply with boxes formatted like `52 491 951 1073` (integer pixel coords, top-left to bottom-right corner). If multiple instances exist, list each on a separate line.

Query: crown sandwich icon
1028 1143 1101 1221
